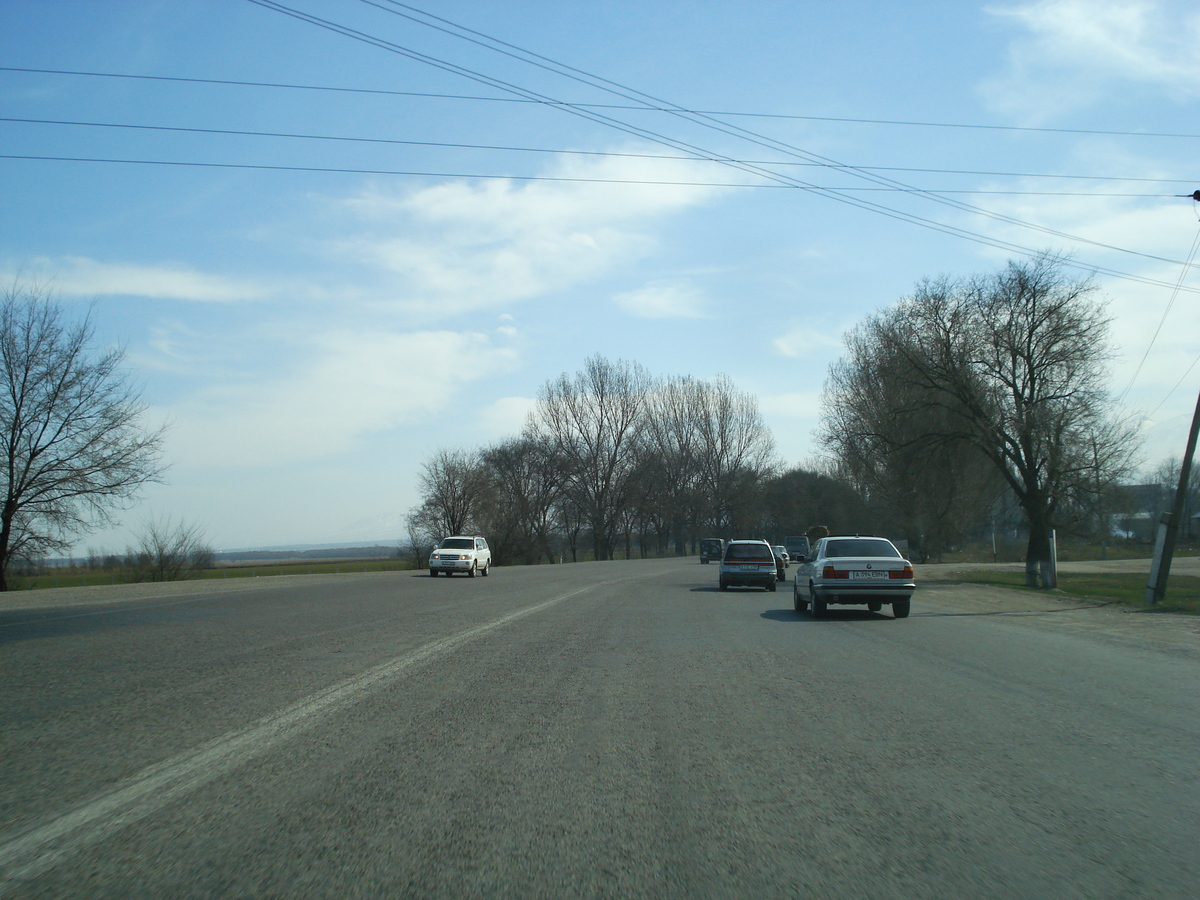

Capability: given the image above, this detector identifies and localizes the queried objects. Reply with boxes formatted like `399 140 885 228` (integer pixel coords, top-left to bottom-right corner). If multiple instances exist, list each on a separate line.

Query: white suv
429 535 492 577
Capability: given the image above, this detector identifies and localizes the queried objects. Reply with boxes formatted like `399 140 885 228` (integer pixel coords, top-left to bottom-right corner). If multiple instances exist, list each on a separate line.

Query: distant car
783 535 810 561
699 537 725 565
719 540 778 592
429 535 491 577
772 545 790 579
793 535 914 618
771 546 789 581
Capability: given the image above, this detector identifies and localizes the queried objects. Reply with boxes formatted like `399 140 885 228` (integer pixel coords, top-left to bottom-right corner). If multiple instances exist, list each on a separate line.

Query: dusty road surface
2 559 1198 898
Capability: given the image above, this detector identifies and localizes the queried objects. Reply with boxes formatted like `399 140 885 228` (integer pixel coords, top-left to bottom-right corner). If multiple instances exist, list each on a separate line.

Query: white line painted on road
0 585 596 891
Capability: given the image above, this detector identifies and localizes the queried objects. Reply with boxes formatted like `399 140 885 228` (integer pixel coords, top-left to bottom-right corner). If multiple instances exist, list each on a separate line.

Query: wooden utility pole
1144 190 1200 605
1145 362 1200 605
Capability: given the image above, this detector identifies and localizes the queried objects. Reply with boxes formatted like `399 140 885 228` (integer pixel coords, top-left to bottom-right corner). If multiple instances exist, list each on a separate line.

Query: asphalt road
1 559 1198 898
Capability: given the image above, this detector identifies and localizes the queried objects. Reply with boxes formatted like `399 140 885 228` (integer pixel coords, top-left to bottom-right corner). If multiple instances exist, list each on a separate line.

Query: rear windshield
724 543 773 561
440 538 474 549
823 539 900 559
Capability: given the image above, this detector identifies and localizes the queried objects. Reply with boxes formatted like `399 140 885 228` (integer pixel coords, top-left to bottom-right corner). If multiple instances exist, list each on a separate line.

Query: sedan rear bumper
812 583 915 604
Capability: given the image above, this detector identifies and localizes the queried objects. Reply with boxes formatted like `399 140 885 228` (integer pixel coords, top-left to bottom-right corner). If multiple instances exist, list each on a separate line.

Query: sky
2 0 1199 552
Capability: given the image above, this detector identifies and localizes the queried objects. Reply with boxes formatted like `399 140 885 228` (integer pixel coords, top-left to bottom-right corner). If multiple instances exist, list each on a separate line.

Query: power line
3 116 1189 192
0 154 783 188
6 64 1200 140
242 0 1199 277
14 150 1192 294
8 10 1195 288
1120 223 1200 406
1 151 1175 199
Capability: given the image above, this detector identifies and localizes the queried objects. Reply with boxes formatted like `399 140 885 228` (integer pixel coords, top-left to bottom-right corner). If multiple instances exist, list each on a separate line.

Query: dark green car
699 537 725 564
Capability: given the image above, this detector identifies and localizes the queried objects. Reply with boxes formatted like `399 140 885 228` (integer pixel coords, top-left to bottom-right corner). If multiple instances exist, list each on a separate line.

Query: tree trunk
1025 519 1055 588
0 509 12 592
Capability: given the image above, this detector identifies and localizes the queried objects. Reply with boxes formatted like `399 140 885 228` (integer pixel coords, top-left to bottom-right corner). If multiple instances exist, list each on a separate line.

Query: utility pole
1145 348 1200 605
1145 190 1200 605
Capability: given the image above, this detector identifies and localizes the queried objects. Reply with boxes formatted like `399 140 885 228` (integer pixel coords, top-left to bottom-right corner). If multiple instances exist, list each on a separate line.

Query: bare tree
125 516 214 582
415 447 488 539
481 435 563 564
692 374 777 536
527 355 652 560
639 376 708 552
0 282 166 590
822 255 1139 586
404 505 439 569
821 320 1004 558
1151 457 1199 542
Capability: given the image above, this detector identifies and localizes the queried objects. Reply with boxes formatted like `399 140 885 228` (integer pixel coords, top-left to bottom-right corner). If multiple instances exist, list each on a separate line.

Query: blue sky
2 0 1199 551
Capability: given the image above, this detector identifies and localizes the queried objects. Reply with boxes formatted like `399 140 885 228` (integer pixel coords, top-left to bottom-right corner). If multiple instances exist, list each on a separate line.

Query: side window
477 538 488 550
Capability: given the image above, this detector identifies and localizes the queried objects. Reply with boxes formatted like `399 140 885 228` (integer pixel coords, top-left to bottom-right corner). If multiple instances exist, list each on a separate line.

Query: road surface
2 559 1197 898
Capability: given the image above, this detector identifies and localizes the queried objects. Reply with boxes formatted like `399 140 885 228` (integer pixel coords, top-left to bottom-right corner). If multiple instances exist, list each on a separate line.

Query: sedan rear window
724 543 773 561
823 539 901 559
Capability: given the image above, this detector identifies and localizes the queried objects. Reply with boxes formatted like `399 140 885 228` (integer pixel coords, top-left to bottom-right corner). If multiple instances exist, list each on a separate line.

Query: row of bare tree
407 355 789 564
407 257 1152 581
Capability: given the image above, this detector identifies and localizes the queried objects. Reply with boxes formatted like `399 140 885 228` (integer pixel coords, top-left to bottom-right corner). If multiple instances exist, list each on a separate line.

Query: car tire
468 561 477 578
768 580 777 592
701 558 708 565
810 588 826 618
481 560 490 576
719 578 728 591
430 569 438 577
868 602 881 612
893 599 911 618
793 584 808 613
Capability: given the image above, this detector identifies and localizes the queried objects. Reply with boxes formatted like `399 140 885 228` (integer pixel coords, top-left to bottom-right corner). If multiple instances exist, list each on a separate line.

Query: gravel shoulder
914 557 1200 660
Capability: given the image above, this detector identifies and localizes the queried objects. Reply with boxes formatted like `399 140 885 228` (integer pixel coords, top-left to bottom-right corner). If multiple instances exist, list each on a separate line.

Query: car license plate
852 571 888 580
740 564 759 570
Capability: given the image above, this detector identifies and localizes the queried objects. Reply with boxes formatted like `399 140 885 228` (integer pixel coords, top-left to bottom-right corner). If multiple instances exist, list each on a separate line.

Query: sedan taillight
822 566 849 579
890 566 915 579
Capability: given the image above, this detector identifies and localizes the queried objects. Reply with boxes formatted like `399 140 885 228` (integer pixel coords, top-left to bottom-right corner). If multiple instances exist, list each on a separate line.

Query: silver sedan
793 536 915 618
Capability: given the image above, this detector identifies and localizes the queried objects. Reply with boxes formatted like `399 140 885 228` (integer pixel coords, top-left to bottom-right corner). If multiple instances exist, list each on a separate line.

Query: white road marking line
0 585 594 890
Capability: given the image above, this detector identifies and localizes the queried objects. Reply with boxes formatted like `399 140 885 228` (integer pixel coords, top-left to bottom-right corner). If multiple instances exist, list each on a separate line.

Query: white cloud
613 281 709 319
759 391 822 419
982 0 1200 119
773 326 845 359
23 256 273 302
337 148 724 315
479 396 537 439
164 329 519 467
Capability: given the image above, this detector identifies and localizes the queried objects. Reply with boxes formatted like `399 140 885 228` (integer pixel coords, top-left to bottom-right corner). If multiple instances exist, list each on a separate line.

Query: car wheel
481 560 490 576
793 583 808 613
429 569 438 577
701 558 708 565
893 599 911 618
810 588 826 618
468 561 477 578
719 578 728 591
768 580 777 592
868 602 881 612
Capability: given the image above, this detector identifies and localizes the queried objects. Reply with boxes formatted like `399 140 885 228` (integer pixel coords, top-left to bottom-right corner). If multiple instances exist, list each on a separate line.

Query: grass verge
950 570 1200 614
13 558 414 590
